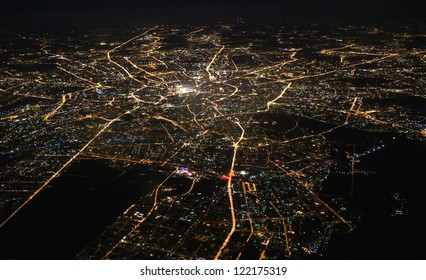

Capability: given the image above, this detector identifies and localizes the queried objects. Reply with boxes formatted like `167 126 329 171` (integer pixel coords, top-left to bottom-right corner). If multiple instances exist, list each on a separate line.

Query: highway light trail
0 107 139 229
107 27 157 83
206 45 225 81
265 82 292 111
214 122 245 260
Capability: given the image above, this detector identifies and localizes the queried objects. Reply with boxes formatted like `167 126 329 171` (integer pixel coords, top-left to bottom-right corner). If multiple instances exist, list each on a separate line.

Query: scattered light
221 174 230 180
176 85 194 95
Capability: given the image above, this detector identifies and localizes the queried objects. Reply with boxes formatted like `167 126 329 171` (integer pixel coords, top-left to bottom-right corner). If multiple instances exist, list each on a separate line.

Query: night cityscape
0 0 425 260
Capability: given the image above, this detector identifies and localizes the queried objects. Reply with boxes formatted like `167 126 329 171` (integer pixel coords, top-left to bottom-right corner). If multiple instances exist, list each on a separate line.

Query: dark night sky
3 1 424 11
1 0 425 30
3 0 425 16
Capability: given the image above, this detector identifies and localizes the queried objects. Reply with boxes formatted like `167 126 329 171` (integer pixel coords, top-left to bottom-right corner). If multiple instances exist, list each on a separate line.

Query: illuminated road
242 181 255 243
206 45 225 81
1 22 423 260
106 27 157 83
0 107 139 229
102 168 177 259
214 122 245 260
270 201 291 257
268 158 354 230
